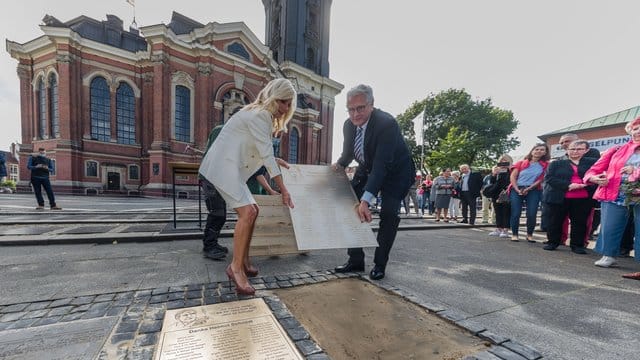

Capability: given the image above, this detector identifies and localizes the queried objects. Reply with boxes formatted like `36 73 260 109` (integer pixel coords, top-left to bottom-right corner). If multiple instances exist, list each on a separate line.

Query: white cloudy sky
2 1 640 161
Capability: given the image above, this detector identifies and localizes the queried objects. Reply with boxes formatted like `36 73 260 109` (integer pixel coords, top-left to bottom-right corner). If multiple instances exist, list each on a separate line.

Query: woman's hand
621 165 635 175
275 158 290 169
590 173 608 187
281 190 294 208
567 183 585 191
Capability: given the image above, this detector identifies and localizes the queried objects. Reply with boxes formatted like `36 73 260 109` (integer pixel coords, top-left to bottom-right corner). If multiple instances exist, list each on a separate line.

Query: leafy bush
1 179 16 190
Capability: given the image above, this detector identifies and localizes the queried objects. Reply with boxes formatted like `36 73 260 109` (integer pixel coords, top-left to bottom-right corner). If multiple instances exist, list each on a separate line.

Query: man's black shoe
543 243 559 251
334 262 364 273
369 266 385 280
571 246 587 254
203 244 229 254
459 220 468 224
203 246 227 260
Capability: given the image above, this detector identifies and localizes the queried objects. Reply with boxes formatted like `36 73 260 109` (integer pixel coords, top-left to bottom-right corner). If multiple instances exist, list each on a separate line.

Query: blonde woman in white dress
199 79 296 295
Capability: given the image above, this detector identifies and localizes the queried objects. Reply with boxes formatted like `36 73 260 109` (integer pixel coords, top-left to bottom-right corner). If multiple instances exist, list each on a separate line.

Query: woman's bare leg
230 204 258 289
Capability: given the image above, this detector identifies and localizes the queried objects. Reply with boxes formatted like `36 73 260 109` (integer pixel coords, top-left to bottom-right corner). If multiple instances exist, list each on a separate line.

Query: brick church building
6 0 342 196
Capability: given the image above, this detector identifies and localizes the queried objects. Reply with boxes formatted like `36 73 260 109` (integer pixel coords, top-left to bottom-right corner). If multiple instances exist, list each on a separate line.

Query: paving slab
0 316 118 359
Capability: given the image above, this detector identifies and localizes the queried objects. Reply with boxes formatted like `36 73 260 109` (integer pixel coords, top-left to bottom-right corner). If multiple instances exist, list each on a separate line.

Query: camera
497 162 510 167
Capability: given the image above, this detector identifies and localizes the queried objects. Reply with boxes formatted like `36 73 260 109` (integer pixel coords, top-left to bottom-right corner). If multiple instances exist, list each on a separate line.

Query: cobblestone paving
0 270 542 360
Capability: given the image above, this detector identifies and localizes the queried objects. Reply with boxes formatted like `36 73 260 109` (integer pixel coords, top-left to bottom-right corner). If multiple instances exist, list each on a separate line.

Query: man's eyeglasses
347 104 368 114
568 148 587 151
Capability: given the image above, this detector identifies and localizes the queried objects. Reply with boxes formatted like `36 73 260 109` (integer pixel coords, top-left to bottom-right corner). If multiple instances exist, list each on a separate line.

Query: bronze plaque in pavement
155 298 303 360
280 164 377 250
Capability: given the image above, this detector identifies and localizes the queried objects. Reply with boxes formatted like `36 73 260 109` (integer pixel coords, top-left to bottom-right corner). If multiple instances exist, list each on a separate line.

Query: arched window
227 42 251 61
288 128 299 164
37 78 46 139
48 74 59 137
174 85 191 142
90 77 111 141
116 82 135 144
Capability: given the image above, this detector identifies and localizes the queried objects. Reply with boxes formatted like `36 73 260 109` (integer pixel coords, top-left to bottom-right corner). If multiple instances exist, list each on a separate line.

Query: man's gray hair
347 84 374 104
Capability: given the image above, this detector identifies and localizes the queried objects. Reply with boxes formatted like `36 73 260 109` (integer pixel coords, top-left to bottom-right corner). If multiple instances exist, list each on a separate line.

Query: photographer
486 155 513 238
417 174 432 215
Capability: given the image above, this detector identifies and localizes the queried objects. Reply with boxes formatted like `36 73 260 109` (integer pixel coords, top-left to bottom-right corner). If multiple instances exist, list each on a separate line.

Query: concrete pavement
0 194 639 359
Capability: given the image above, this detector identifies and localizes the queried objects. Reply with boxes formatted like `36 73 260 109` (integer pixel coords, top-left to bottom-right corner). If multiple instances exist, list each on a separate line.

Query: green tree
396 88 519 172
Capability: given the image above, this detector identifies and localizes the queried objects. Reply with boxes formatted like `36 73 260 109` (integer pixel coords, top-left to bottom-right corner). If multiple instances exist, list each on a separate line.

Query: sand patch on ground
274 278 488 360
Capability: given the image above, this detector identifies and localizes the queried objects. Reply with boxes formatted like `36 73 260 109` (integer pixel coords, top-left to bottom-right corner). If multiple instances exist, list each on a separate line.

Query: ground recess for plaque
275 279 488 359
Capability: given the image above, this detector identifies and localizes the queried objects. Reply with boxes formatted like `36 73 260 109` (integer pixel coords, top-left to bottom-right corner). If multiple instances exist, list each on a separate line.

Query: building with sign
6 1 342 195
538 106 638 158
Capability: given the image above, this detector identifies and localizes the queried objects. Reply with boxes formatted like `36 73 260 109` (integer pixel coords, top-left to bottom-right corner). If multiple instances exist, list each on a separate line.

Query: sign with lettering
550 135 630 158
155 299 303 360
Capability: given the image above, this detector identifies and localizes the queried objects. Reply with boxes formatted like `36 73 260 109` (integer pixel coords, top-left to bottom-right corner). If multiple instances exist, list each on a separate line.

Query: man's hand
356 200 372 223
275 158 290 169
281 190 294 208
331 163 344 172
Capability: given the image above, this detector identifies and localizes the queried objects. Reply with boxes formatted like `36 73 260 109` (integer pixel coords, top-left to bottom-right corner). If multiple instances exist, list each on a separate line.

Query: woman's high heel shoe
244 264 259 277
225 266 255 296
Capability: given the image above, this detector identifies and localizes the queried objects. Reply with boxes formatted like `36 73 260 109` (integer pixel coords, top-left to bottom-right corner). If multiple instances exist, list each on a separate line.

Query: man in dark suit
332 84 415 280
458 164 483 225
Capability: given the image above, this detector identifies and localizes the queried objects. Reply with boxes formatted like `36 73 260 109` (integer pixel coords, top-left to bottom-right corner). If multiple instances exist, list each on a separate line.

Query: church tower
262 0 332 77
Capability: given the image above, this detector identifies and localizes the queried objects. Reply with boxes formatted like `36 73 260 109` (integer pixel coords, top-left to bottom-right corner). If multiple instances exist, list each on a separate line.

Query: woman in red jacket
584 117 640 279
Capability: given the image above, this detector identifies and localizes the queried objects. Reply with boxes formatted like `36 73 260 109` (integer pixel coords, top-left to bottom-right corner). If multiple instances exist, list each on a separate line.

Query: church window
37 78 47 139
227 42 251 62
116 82 136 144
49 73 59 137
90 77 111 142
174 85 191 142
86 160 98 177
288 128 299 164
128 165 139 180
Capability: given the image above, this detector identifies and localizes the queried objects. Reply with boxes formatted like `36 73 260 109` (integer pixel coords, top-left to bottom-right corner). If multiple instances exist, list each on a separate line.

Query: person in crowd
481 171 495 224
459 164 484 225
486 155 513 238
27 147 61 210
552 133 601 247
417 173 432 216
620 211 634 257
333 84 414 280
542 140 597 254
448 170 462 221
434 168 454 222
584 117 640 280
509 143 550 242
403 175 420 216
429 173 438 215
0 151 6 183
199 78 296 295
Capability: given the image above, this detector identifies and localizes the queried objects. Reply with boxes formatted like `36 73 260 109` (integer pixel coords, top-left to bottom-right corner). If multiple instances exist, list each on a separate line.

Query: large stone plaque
281 164 378 250
155 299 303 360
0 316 118 360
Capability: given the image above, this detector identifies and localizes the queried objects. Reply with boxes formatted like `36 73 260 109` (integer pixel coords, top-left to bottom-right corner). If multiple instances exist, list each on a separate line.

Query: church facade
6 1 341 196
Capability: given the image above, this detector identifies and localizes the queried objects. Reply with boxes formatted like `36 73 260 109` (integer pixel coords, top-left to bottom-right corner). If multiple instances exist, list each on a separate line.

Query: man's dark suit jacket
337 108 415 200
465 172 484 198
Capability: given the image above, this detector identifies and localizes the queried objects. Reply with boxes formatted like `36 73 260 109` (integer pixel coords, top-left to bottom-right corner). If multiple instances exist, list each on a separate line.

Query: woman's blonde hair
245 78 297 134
498 154 513 164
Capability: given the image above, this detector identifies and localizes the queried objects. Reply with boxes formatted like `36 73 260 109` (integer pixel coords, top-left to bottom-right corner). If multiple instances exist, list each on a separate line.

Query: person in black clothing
27 147 61 210
458 164 483 225
485 155 513 238
542 140 598 254
333 84 415 280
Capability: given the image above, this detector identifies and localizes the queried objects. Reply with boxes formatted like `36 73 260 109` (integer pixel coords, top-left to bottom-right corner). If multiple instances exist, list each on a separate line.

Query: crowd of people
387 126 640 281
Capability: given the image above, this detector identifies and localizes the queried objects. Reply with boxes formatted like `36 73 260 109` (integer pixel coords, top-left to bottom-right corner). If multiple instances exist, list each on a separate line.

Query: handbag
482 183 496 198
496 189 509 204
